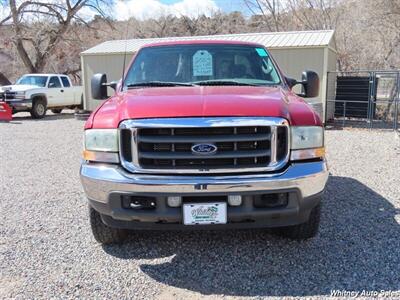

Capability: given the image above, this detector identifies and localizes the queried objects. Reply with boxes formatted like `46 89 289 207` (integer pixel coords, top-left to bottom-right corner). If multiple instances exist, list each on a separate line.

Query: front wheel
30 99 47 119
89 207 128 244
275 203 321 240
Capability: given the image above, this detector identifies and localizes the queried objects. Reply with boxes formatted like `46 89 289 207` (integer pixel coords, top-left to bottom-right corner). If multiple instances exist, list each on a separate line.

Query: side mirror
48 82 55 88
108 81 118 90
285 77 298 89
286 70 320 98
91 74 118 100
301 70 319 98
91 73 108 100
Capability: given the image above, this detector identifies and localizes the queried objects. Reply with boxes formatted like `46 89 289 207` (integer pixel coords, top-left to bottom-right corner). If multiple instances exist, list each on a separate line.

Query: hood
87 86 321 129
1 84 40 92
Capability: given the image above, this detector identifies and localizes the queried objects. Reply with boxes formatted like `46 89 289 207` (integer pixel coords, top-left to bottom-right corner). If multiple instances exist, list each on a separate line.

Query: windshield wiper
194 80 259 86
127 81 195 88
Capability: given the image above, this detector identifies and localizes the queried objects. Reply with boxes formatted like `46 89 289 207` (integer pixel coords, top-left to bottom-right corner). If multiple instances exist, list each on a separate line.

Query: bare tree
0 72 11 85
244 0 284 31
286 0 340 30
376 0 400 68
1 0 110 74
150 15 177 38
180 15 200 36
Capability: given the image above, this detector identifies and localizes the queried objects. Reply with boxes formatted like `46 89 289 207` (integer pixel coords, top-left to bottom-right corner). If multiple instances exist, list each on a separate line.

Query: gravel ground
1 111 400 299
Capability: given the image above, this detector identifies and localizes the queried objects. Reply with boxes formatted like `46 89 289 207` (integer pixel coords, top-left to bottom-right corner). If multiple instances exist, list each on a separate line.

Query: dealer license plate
183 202 227 225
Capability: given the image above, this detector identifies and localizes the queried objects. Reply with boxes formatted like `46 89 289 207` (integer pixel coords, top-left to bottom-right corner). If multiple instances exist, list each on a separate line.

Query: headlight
290 126 324 160
83 129 119 163
85 129 119 152
291 126 323 150
14 91 26 100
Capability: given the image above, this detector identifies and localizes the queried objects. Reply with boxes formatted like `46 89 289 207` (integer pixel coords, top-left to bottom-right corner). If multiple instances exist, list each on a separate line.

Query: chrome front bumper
80 160 328 203
6 99 32 110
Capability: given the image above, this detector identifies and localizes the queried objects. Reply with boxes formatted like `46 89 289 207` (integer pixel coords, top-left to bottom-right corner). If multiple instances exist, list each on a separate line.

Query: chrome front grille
0 91 16 100
119 117 290 174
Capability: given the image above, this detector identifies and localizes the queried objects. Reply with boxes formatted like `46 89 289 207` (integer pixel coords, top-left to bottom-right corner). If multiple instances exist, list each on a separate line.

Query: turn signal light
290 147 325 161
82 150 120 163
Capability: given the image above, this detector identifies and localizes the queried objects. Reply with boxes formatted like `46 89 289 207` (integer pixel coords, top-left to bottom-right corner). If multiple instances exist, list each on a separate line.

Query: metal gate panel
334 76 371 118
326 70 400 130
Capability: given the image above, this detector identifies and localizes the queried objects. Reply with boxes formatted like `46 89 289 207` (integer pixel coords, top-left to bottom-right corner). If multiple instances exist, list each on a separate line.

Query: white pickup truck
0 74 83 119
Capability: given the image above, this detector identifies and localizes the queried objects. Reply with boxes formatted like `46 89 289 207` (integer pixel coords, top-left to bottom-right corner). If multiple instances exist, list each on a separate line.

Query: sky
160 0 246 13
0 0 250 22
113 0 249 20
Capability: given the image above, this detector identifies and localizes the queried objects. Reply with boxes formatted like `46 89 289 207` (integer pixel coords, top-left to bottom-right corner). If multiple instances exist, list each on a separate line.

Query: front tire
89 207 128 244
30 99 47 119
275 203 321 240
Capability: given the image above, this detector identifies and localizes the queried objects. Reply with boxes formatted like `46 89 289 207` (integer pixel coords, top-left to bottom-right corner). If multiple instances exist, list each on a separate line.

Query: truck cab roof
22 74 70 77
140 39 264 50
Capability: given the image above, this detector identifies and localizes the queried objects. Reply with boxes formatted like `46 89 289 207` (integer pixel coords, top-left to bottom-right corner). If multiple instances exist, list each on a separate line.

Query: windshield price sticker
193 50 213 76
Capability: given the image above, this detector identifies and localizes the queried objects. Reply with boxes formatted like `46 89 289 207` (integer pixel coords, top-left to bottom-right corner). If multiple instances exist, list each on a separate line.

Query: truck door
60 76 75 105
47 76 64 107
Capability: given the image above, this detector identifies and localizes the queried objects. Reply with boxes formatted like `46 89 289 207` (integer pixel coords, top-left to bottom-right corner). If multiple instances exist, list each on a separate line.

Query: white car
0 74 83 119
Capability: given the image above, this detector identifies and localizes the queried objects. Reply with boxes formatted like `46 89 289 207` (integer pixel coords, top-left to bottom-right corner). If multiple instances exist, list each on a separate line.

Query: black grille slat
176 158 234 167
140 150 271 160
138 133 271 143
174 127 234 135
120 129 132 162
277 127 288 161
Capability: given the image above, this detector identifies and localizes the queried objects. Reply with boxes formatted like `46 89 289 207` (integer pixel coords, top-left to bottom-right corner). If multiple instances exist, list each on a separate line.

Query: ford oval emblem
191 143 217 155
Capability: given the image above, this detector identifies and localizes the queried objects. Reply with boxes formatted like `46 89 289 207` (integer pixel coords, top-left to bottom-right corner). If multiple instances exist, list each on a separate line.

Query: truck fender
30 93 47 106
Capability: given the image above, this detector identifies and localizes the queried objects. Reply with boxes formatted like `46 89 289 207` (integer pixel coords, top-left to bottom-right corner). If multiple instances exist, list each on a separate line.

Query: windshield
16 75 48 87
124 44 282 88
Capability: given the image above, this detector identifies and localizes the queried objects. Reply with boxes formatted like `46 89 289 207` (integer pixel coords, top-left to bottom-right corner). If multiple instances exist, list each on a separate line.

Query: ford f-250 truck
80 40 328 244
0 74 83 119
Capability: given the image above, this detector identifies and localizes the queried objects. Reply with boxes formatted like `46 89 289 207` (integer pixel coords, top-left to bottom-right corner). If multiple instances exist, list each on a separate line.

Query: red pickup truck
80 40 328 244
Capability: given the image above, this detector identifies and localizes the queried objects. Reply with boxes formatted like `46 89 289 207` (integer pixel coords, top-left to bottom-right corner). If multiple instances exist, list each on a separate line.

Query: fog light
167 196 182 207
254 193 288 208
228 195 242 206
121 196 156 210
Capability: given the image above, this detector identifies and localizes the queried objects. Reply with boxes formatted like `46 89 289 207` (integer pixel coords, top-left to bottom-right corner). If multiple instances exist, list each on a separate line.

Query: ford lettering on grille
191 143 217 155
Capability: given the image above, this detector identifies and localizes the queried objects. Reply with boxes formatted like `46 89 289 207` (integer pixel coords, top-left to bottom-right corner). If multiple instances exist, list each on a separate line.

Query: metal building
81 30 336 119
